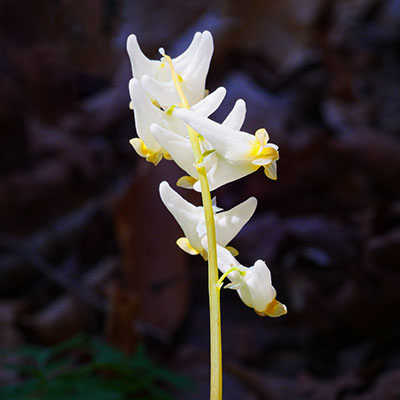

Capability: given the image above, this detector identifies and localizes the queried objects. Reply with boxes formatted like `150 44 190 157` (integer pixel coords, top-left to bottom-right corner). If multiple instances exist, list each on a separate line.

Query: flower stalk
164 54 222 400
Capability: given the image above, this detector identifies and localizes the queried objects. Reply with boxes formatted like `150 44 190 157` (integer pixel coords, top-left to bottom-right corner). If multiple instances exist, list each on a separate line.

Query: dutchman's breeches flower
127 31 213 108
159 181 286 317
203 240 287 317
159 181 256 258
173 107 280 180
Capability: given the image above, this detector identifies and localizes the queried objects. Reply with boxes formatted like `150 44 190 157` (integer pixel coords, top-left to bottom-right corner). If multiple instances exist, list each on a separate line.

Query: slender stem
164 55 222 400
216 267 245 289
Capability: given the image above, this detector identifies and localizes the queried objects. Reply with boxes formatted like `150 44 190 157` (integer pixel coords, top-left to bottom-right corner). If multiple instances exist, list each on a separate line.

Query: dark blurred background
1 0 400 399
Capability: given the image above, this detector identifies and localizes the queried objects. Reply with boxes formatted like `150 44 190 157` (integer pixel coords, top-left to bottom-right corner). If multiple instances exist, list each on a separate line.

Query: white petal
176 237 199 255
193 180 202 192
174 108 255 160
208 241 242 274
151 124 198 178
141 75 180 108
172 32 203 70
126 35 159 79
181 31 213 100
159 181 202 251
238 260 276 312
264 160 278 180
222 99 246 130
191 87 226 116
196 219 207 238
192 155 258 193
214 197 257 247
164 87 226 136
207 157 258 192
129 78 162 152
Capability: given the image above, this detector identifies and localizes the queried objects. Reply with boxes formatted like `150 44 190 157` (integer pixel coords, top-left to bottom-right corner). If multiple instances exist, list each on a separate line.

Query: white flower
127 31 213 108
128 78 226 165
173 107 279 180
206 241 287 317
159 181 257 257
151 99 257 190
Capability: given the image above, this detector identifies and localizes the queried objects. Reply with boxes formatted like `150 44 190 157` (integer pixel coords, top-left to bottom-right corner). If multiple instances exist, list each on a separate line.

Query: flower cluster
127 31 286 317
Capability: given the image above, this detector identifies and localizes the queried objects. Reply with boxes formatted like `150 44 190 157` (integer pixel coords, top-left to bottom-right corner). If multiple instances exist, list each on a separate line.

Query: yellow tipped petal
163 151 173 160
255 128 269 146
129 138 163 166
176 175 198 190
264 161 277 180
149 151 163 166
176 237 200 255
130 138 147 157
256 298 287 318
225 246 239 257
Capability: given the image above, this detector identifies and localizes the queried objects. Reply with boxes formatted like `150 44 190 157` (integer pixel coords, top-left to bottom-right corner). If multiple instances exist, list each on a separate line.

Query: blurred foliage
0 333 190 400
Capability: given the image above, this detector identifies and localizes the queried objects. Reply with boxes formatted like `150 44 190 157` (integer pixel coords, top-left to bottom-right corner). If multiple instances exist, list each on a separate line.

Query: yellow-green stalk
164 54 222 400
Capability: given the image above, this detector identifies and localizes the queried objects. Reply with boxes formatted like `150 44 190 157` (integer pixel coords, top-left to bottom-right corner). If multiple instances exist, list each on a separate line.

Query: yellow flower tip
225 246 239 257
129 101 134 110
256 298 287 318
255 128 269 146
129 138 163 166
176 175 198 190
248 130 279 172
176 237 200 255
148 151 163 166
264 161 278 180
248 128 269 156
129 138 147 157
178 74 184 82
163 151 172 160
166 105 176 116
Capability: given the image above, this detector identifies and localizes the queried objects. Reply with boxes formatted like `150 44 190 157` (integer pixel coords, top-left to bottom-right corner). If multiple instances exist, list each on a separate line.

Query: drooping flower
128 78 226 165
127 31 213 108
173 107 279 180
159 181 257 257
151 99 257 190
204 240 287 317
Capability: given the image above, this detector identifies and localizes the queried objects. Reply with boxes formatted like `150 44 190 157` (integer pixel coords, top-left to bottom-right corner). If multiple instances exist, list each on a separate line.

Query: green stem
165 55 222 400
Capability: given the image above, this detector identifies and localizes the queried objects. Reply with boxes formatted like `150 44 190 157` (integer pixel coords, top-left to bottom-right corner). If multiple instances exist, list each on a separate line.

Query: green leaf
0 333 191 400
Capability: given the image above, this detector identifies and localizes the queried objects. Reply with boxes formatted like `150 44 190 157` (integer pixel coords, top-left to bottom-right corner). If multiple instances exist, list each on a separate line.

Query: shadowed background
1 0 400 399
